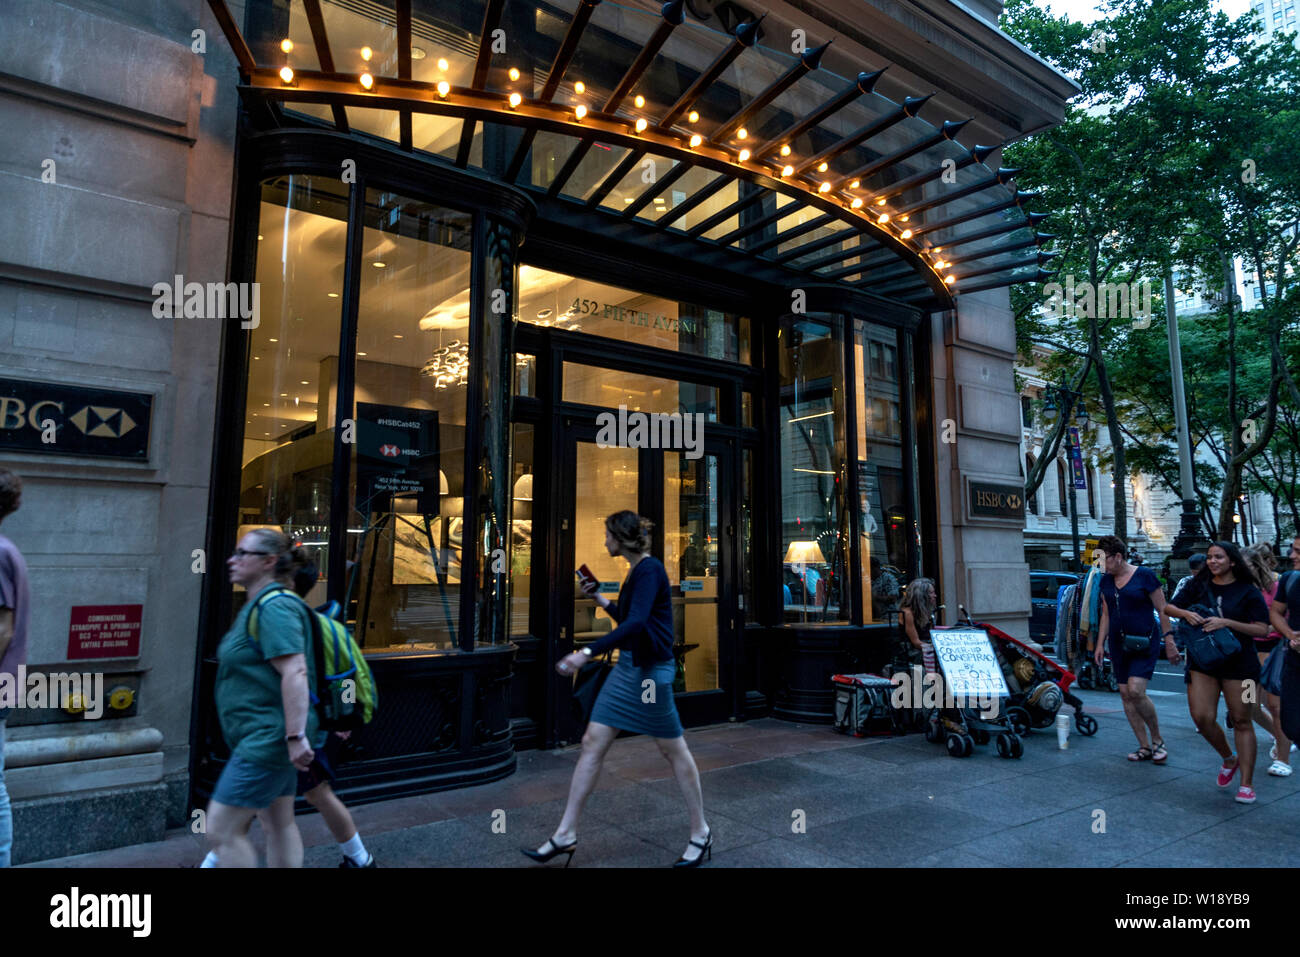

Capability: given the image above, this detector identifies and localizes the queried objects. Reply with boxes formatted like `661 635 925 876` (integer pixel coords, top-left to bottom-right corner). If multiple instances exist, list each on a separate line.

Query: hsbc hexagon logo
379 443 400 457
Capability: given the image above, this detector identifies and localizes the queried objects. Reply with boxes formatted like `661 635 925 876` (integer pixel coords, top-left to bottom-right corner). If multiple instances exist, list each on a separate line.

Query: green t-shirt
215 583 319 768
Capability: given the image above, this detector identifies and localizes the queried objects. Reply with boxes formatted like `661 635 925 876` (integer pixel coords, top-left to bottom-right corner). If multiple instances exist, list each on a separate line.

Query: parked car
1029 571 1080 647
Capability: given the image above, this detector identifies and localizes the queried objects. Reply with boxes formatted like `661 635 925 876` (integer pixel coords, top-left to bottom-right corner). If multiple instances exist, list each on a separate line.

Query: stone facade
0 0 242 863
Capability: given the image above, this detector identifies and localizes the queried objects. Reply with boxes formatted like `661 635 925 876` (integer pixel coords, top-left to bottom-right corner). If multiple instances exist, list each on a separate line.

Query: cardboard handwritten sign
931 628 1009 700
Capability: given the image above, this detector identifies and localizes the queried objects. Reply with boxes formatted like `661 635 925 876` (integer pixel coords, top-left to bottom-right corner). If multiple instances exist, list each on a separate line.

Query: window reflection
235 174 349 613
780 316 848 624
344 190 473 653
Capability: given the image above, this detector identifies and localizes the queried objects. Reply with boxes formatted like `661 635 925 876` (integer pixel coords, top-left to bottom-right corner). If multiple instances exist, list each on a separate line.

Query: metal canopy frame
205 0 1058 308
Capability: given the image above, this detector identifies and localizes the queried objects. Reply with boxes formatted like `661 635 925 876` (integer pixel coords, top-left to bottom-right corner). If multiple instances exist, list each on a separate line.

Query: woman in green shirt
206 529 318 867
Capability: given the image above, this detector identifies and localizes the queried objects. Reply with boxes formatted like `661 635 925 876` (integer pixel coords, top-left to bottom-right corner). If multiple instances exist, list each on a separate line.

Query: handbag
1122 633 1151 655
571 653 613 724
1261 642 1286 696
1179 600 1242 672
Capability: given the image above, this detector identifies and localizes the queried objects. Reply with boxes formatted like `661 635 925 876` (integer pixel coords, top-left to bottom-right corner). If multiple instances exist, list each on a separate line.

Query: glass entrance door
556 423 735 740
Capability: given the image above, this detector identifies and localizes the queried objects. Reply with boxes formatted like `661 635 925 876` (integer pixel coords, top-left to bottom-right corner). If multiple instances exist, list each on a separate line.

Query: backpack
247 586 378 729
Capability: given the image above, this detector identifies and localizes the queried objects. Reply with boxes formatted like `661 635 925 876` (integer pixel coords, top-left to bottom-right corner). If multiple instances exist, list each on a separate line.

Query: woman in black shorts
1166 541 1270 803
1094 536 1180 763
1244 543 1291 777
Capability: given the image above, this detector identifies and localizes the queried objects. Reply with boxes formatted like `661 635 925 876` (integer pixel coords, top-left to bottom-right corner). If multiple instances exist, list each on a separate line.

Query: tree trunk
1084 300 1126 541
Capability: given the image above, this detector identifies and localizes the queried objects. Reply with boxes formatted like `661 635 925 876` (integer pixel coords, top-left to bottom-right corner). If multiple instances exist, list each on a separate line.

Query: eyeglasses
231 548 273 558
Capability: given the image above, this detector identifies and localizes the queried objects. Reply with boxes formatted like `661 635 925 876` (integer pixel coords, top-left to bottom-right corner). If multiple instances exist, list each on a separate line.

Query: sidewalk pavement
26 688 1300 868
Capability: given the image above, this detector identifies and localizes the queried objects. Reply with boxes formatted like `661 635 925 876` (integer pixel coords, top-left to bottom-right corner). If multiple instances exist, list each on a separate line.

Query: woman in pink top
1244 544 1292 776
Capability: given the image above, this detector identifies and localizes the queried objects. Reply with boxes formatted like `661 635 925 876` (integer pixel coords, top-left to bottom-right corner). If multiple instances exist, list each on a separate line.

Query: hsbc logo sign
378 444 418 457
0 377 152 460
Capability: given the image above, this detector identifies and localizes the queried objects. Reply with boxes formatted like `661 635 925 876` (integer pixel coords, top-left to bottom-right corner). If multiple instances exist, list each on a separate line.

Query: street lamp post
1044 385 1089 574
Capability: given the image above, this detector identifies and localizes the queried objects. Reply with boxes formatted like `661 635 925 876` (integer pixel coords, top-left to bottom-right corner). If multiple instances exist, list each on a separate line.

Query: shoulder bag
1261 642 1286 697
1180 599 1241 672
571 652 614 724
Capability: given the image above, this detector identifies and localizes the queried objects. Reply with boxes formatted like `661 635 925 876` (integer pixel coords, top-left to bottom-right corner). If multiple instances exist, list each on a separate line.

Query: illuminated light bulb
361 46 373 61
437 80 450 97
737 128 748 139
509 92 522 108
688 110 699 123
933 247 943 253
360 72 374 89
780 144 791 157
279 65 294 84
818 181 831 193
782 164 794 177
850 180 860 189
689 134 703 147
437 57 449 71
899 214 909 222
876 198 886 206
877 213 890 224
900 229 913 239
944 274 956 284
635 117 648 133
738 149 750 162
280 38 293 53
634 94 645 108
575 81 585 94
817 161 828 172
850 197 863 209
575 104 587 120
509 67 520 81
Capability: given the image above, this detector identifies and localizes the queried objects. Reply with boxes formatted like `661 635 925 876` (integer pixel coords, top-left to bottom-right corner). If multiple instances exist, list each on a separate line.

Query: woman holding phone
523 510 711 868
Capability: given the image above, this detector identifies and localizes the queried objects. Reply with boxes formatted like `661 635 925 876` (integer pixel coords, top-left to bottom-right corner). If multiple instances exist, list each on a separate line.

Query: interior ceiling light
780 144 791 156
508 92 522 108
738 148 750 162
737 128 748 139
878 213 890 223
818 182 831 193
437 80 450 97
688 110 699 123
781 164 794 177
372 260 386 268
574 104 587 120
689 133 702 147
360 72 374 89
360 46 373 61
327 292 339 298
944 274 956 284
899 215 909 222
280 38 293 53
817 161 828 173
900 229 913 239
876 198 887 206
508 67 520 81
850 197 863 208
574 81 585 94
635 118 648 132
279 65 294 84
634 94 645 108
412 47 427 61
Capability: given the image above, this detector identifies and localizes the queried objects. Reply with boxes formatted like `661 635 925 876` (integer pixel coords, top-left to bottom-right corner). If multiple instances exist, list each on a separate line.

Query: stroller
916 626 1025 759
957 608 1099 738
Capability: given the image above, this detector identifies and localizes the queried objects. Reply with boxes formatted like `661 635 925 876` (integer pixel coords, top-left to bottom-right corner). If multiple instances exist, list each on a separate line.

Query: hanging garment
1055 582 1079 661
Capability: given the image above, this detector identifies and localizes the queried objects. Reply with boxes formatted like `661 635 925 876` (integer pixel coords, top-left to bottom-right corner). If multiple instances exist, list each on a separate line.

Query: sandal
1151 740 1168 764
1128 747 1153 761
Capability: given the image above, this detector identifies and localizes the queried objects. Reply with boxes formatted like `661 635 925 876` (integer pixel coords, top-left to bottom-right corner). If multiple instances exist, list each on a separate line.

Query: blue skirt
589 651 683 738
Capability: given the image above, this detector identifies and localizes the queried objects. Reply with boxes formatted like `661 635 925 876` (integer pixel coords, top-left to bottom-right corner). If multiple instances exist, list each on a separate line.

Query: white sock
339 832 369 864
200 850 219 868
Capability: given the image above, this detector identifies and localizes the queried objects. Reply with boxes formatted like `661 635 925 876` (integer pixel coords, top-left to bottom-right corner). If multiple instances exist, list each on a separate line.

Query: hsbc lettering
975 490 1021 510
968 481 1025 519
0 378 152 459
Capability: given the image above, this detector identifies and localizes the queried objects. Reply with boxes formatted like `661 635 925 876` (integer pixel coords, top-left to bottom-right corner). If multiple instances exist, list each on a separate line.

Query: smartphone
576 564 598 589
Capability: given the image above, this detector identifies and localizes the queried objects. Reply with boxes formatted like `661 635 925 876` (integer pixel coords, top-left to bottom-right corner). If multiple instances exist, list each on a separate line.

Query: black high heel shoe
672 829 713 868
521 837 577 867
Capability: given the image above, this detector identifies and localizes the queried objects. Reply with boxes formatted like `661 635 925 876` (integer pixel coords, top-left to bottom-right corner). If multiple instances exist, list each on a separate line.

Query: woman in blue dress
1094 535 1181 763
523 510 711 867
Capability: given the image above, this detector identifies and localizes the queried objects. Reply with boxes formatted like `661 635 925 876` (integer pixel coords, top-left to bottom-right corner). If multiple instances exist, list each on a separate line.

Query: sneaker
340 854 377 868
1268 761 1293 777
1216 759 1239 788
1235 785 1257 804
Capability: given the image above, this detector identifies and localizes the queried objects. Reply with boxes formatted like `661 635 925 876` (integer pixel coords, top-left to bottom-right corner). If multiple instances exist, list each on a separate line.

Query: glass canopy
210 0 1056 308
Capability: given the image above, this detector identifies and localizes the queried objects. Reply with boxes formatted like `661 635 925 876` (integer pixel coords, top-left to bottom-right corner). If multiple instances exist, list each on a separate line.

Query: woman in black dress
524 511 711 867
1166 541 1270 803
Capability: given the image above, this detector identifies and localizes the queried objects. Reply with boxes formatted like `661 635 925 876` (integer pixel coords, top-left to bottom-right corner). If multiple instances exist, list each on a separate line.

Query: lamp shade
513 472 533 500
784 540 826 564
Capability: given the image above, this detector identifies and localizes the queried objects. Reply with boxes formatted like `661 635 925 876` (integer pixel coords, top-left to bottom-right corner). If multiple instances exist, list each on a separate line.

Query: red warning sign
67 604 143 660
